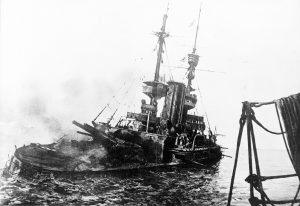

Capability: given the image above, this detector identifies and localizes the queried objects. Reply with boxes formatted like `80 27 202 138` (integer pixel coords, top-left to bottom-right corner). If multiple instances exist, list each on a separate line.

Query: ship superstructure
127 6 205 138
4 6 222 176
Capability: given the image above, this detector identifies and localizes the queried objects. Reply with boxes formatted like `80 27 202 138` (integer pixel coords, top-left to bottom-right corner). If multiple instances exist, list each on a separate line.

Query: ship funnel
161 81 186 125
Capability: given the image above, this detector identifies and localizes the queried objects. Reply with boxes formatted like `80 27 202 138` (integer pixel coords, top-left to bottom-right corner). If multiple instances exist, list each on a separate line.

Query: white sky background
0 0 300 165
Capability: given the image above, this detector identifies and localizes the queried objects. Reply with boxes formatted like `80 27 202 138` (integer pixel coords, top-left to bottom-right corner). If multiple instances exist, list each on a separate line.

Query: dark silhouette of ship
5 7 222 176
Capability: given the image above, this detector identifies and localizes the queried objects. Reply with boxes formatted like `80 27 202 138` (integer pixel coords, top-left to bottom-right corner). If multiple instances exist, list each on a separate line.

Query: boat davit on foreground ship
4 7 222 176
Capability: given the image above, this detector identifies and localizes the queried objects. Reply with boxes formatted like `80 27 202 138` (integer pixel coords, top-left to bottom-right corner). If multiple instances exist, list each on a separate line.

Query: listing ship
4 7 222 176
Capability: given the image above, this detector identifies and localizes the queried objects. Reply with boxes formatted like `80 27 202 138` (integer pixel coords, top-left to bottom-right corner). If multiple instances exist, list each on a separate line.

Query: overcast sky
0 0 300 165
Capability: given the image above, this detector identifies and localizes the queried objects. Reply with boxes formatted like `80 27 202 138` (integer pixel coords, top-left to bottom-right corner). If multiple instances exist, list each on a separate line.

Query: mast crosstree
154 7 169 82
142 5 169 117
186 5 201 94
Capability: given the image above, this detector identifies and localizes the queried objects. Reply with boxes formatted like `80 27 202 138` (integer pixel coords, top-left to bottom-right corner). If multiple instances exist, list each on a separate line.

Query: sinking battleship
4 8 222 176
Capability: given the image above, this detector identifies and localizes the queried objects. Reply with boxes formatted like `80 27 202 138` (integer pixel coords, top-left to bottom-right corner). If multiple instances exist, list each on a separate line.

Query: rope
275 102 296 173
234 101 283 136
251 117 284 135
251 101 275 107
261 173 297 181
245 175 274 206
228 99 300 205
246 106 284 135
251 100 300 206
291 184 300 206
277 93 300 180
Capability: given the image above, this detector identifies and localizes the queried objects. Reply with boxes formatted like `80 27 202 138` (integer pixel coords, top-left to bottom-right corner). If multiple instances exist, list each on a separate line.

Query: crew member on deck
162 120 176 163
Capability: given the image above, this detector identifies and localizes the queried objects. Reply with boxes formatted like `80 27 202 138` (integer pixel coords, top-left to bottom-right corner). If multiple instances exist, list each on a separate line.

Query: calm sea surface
0 149 298 205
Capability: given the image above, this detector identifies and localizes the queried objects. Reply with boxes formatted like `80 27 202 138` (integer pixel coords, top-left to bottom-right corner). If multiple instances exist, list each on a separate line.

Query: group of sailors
160 119 217 162
160 120 215 147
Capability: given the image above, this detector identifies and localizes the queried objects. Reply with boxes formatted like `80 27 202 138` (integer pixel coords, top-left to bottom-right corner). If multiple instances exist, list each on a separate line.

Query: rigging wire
126 75 146 111
93 69 136 121
195 77 211 130
110 72 146 121
163 41 174 81
162 65 226 74
115 74 139 106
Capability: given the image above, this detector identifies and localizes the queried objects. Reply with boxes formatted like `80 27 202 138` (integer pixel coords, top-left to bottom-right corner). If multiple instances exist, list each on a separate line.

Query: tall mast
180 5 202 124
193 5 201 54
187 5 201 93
154 6 169 82
142 6 170 118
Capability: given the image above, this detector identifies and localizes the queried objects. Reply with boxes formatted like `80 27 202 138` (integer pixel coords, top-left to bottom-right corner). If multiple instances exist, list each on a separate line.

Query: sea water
0 149 298 205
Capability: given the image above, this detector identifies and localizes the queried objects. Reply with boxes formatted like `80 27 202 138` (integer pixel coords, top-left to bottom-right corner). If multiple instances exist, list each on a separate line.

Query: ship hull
5 153 221 178
4 135 222 177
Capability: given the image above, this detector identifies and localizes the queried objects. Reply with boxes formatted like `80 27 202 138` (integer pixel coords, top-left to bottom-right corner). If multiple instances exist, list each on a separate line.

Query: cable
195 77 211 130
163 41 173 81
93 70 136 122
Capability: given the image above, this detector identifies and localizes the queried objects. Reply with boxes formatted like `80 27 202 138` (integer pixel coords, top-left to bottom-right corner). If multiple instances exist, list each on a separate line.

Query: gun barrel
73 120 116 148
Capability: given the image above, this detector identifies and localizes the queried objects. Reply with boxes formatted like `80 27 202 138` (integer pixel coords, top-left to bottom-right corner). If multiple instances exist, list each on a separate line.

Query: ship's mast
186 6 201 94
154 6 169 82
142 6 169 118
192 5 201 54
179 5 202 123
